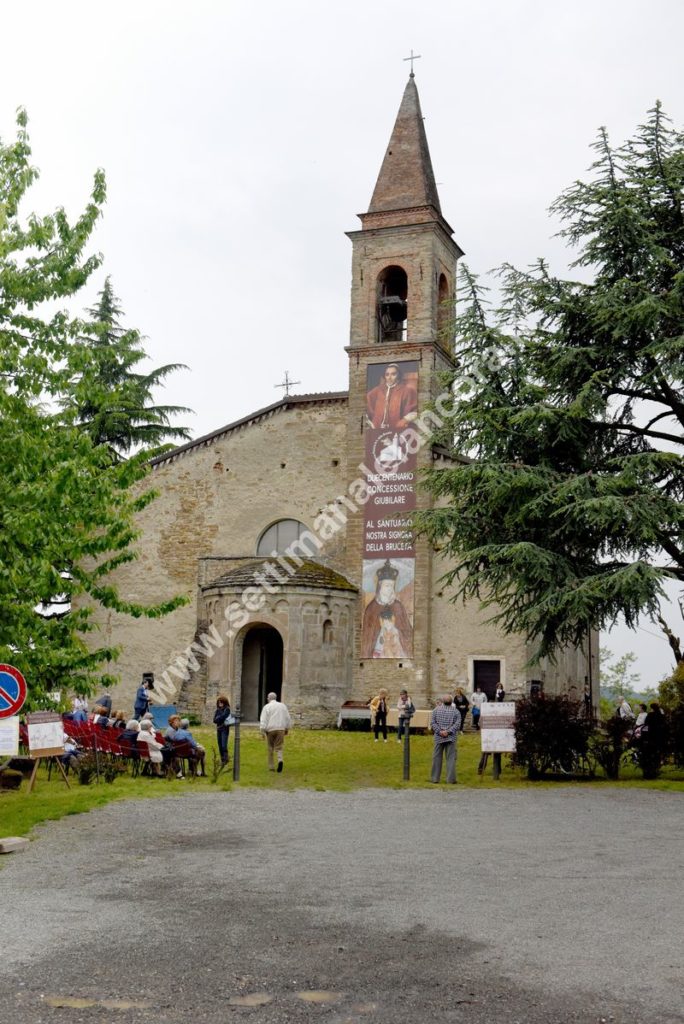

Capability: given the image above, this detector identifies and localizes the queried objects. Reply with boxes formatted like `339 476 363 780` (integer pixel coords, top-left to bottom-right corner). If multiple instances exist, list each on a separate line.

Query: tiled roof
204 558 358 593
368 75 441 215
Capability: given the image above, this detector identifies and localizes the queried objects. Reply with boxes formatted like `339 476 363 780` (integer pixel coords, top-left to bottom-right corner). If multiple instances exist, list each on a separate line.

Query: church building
99 75 597 723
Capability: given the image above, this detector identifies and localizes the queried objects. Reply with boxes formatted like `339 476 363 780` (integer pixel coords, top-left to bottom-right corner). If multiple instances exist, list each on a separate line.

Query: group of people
368 684 505 742
367 686 508 785
66 691 207 779
211 692 292 773
368 688 415 742
617 696 669 773
69 684 294 777
371 690 465 784
453 685 507 731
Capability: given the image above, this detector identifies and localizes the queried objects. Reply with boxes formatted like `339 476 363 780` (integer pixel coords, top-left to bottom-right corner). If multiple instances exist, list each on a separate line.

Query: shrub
0 768 23 790
589 714 631 779
76 754 98 786
669 706 684 768
659 664 684 768
513 695 592 779
102 758 128 784
341 718 371 732
659 662 684 713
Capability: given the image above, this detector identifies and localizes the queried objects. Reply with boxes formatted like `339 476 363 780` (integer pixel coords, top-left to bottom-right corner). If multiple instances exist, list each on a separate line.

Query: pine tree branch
656 614 683 665
595 420 683 445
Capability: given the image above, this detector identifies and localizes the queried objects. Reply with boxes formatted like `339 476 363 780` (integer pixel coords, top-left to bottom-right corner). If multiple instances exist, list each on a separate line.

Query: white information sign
27 711 65 757
0 715 20 757
480 702 516 753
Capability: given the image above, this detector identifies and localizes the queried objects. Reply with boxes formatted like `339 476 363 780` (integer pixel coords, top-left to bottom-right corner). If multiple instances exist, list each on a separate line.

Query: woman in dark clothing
118 720 140 765
454 688 470 732
640 702 668 779
213 694 232 766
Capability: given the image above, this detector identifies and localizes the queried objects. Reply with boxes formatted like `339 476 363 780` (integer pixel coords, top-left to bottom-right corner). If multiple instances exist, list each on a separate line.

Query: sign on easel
0 716 20 757
478 702 517 781
25 711 70 793
480 702 517 753
27 711 65 757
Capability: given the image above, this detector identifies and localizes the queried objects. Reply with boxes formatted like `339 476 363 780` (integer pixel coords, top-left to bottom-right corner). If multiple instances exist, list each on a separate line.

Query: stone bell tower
344 74 464 704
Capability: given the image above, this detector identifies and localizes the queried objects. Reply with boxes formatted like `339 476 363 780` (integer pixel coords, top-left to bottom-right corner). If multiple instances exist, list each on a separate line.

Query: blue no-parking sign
0 664 28 719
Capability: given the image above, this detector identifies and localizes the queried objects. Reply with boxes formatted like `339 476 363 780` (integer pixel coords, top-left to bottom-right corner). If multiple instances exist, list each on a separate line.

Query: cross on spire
403 49 422 77
275 370 301 398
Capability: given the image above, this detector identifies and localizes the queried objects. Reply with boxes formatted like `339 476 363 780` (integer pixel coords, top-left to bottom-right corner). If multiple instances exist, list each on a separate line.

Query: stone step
0 836 30 854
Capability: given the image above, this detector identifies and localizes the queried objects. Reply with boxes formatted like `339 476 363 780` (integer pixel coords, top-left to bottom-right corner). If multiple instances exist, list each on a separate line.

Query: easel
478 703 516 782
25 711 72 792
477 751 502 780
27 751 71 793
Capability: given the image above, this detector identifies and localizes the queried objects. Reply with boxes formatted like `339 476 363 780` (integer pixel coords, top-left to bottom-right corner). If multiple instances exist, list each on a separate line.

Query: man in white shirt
470 686 488 730
617 696 635 721
259 692 292 773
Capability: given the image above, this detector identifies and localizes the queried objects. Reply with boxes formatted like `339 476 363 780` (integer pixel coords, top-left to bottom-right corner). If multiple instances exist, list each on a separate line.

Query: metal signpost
232 702 241 782
0 665 27 775
402 704 415 781
403 718 410 780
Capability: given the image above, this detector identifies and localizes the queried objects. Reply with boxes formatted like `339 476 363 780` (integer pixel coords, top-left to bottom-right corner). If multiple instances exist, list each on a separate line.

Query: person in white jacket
470 686 488 730
137 719 165 776
259 692 292 773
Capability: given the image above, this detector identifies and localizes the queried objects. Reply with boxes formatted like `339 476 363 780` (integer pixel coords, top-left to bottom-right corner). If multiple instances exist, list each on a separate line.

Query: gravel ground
1 787 683 1024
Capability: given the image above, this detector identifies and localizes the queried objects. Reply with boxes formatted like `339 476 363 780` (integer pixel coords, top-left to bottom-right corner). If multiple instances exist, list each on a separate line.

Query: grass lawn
1 726 683 840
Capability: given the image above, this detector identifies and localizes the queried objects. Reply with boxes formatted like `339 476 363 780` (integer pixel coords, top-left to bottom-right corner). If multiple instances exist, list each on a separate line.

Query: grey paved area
1 788 683 1023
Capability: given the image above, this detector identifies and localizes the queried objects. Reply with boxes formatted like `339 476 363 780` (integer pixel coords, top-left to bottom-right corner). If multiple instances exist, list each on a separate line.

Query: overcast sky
2 0 682 688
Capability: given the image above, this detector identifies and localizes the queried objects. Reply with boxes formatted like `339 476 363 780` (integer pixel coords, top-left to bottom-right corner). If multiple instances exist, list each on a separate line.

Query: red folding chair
171 739 203 777
116 737 141 775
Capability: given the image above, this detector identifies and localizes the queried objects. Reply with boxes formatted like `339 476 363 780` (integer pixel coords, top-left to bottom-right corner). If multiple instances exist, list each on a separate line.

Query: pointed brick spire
368 76 442 215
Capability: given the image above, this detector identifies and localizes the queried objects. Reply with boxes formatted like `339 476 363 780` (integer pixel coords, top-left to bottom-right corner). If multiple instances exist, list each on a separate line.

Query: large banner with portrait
361 360 418 659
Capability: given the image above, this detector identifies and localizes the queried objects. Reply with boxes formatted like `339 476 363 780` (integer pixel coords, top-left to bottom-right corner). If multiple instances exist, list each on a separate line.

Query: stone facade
94 397 352 718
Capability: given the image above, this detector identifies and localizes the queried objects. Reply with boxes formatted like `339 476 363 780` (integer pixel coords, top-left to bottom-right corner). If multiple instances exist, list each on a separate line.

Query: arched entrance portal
240 626 283 722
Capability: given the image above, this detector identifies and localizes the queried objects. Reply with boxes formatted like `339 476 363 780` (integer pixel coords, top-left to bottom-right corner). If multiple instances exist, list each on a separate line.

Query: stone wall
198 586 356 726
86 398 350 717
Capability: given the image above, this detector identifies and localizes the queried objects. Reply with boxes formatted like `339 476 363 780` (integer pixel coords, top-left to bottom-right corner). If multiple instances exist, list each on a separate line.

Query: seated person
164 714 181 740
174 718 206 777
71 696 88 722
110 709 128 729
137 720 165 777
118 719 141 757
59 733 83 772
90 705 110 727
163 715 184 778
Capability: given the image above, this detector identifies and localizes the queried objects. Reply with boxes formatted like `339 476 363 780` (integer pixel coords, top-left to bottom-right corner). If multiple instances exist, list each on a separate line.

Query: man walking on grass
430 693 461 784
259 692 292 773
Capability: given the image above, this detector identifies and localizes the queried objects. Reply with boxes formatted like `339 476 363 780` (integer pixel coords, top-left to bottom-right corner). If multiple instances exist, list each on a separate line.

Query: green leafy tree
0 110 186 706
418 104 684 665
67 276 191 458
599 647 641 699
659 661 684 712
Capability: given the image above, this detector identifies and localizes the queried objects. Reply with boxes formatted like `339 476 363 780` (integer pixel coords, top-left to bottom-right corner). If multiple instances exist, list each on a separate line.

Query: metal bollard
403 717 411 781
232 705 241 782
